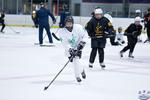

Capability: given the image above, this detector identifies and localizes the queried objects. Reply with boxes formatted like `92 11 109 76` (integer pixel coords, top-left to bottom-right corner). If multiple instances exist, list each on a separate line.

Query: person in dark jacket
35 3 56 45
120 17 142 58
144 8 150 42
85 8 115 69
59 4 71 28
0 10 6 33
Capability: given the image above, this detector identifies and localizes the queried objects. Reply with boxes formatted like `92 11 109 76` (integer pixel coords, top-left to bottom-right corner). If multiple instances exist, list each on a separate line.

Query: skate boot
100 62 106 69
81 70 86 79
129 52 134 58
0 31 4 33
89 63 93 68
76 77 82 82
120 51 124 57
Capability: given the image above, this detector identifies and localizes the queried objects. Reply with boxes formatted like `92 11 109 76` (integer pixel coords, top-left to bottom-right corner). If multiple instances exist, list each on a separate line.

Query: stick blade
52 33 60 41
44 86 48 90
16 32 20 34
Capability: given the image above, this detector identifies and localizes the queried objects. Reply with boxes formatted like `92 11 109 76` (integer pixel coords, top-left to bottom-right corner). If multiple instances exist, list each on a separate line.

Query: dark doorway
123 0 129 17
74 3 80 16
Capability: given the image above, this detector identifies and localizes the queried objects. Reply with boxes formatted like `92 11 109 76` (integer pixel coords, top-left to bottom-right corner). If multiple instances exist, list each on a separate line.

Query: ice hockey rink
0 27 150 100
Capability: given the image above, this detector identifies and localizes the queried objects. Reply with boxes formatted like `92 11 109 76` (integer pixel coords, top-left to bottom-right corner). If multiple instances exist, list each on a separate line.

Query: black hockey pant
121 43 136 53
0 22 5 32
89 48 104 64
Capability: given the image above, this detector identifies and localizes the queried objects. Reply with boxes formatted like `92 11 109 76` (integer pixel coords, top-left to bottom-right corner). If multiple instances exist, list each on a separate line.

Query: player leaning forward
85 8 116 68
120 17 142 58
58 16 87 82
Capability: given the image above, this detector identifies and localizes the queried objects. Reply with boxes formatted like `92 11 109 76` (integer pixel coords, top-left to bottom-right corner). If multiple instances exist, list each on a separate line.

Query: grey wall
80 2 150 17
1 0 150 17
129 4 150 17
71 0 82 16
0 0 2 11
80 3 123 16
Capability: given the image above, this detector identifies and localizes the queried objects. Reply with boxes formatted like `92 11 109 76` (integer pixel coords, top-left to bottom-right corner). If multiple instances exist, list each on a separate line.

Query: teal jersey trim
68 34 77 48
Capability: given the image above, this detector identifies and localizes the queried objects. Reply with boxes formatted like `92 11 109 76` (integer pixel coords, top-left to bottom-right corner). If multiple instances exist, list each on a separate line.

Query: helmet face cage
65 16 74 32
94 8 103 15
118 27 122 30
134 17 141 22
65 16 74 25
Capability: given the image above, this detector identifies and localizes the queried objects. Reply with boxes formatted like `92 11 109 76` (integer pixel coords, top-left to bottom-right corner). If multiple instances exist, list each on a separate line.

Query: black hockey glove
110 30 116 35
69 48 76 56
68 48 76 62
35 24 38 28
132 31 140 38
132 31 138 35
108 29 116 35
117 38 121 41
59 23 63 28
77 41 86 51
104 30 116 38
68 48 83 62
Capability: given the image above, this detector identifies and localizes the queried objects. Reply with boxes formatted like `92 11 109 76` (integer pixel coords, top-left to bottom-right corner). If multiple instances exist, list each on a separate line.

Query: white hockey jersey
58 24 88 57
115 31 125 43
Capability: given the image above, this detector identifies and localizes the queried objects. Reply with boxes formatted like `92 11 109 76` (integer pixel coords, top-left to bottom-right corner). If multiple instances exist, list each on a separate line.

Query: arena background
0 0 150 17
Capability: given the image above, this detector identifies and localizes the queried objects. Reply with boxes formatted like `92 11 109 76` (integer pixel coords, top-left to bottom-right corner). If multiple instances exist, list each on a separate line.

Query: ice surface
0 27 150 100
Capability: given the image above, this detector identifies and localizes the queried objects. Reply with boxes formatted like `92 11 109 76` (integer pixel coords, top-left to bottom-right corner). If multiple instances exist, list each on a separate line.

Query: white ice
0 26 150 100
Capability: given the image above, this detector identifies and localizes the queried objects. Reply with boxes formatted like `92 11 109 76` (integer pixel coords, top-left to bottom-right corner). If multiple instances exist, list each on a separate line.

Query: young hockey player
120 17 142 58
35 3 56 45
144 8 150 43
115 27 125 45
0 10 5 33
58 16 87 82
85 8 116 69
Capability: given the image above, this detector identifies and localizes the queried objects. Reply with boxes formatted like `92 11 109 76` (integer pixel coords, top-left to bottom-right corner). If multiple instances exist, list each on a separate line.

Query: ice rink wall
4 14 141 30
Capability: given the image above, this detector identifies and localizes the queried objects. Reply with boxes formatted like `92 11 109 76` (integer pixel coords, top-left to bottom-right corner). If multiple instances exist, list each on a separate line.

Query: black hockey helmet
118 27 122 30
65 16 74 32
65 16 74 24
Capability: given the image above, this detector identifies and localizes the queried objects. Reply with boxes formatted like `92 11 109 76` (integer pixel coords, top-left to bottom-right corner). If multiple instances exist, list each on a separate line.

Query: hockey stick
144 39 150 43
44 51 78 90
90 36 103 39
90 34 115 39
7 26 20 34
44 59 70 90
52 28 60 41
